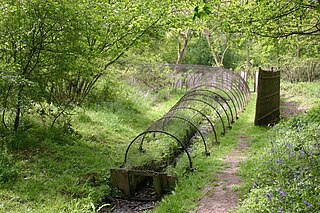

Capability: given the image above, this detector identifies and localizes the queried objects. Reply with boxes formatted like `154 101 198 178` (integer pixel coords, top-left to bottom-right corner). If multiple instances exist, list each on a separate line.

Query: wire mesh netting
123 64 250 171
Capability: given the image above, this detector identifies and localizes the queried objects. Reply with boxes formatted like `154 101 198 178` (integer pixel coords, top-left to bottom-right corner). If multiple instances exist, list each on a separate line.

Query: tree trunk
176 28 191 64
13 86 23 131
246 42 250 70
203 29 225 67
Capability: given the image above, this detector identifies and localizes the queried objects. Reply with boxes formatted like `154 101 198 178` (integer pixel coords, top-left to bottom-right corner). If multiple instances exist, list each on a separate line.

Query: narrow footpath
196 92 304 213
197 136 250 213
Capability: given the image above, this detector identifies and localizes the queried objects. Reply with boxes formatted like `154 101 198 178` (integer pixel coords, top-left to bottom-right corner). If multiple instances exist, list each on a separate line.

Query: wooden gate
254 67 281 125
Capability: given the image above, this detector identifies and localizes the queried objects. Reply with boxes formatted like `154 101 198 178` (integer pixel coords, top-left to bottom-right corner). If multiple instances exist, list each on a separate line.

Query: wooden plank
110 169 131 197
110 168 177 200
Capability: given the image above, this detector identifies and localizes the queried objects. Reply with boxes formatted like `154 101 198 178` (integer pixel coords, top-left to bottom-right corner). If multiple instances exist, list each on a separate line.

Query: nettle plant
239 109 320 212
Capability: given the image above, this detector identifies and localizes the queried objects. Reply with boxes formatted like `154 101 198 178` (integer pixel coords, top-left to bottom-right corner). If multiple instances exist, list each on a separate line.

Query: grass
235 82 320 212
1 81 318 212
0 85 182 213
281 80 320 109
0 80 256 212
152 81 319 212
236 108 320 212
152 93 270 212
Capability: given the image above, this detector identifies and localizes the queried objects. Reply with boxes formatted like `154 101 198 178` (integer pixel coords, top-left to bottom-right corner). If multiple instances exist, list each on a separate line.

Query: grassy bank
0 86 181 212
236 82 320 212
1 81 318 212
0 91 267 213
153 94 269 212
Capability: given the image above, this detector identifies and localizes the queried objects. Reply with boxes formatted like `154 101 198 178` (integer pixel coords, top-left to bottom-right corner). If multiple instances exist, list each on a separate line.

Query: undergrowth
281 81 320 108
237 97 320 211
1 80 318 212
152 94 269 212
0 83 181 212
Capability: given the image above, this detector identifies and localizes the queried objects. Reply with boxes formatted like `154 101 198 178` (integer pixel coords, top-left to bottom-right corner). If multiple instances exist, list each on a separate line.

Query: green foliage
282 57 320 82
0 0 188 131
183 36 213 65
193 4 212 20
189 1 320 81
0 147 17 184
213 1 320 38
237 106 320 212
281 81 320 109
305 105 320 123
0 85 178 212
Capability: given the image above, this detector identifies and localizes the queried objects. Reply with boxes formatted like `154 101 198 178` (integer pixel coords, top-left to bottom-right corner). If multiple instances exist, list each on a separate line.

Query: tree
203 29 229 67
192 1 320 79
237 0 320 38
0 0 190 131
176 28 192 64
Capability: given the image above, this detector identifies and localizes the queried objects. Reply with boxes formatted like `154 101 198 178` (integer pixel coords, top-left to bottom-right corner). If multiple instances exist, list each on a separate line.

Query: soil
100 187 158 213
100 198 157 213
280 100 307 119
100 98 305 213
196 98 306 213
196 136 250 213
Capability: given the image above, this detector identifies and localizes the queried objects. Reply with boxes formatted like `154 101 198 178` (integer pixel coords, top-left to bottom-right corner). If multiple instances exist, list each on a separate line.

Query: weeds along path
196 94 267 213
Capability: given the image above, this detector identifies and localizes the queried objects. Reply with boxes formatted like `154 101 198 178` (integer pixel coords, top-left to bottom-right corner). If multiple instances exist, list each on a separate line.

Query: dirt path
197 136 250 213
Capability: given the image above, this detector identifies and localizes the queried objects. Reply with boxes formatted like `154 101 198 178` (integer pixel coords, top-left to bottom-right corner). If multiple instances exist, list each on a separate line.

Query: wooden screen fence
254 67 281 125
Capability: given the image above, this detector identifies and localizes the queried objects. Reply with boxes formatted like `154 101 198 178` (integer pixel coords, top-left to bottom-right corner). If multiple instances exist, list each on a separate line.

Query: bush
282 57 320 82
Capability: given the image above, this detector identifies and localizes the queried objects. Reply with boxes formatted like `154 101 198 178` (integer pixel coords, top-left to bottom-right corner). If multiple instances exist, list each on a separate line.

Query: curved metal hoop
124 130 194 169
169 106 219 145
190 84 241 117
156 116 208 153
182 91 233 127
186 89 235 123
122 65 251 172
176 97 226 135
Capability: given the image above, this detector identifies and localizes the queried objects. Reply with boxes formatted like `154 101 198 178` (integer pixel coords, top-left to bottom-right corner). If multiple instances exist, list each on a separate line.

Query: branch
81 13 166 103
50 98 74 128
252 26 320 38
220 45 230 66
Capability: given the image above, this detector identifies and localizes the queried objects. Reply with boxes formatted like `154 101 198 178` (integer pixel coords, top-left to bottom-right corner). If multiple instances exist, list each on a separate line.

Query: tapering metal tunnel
123 65 250 170
111 65 250 199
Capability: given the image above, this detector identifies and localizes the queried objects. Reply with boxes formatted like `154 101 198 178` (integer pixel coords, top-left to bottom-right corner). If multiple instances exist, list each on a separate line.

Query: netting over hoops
123 64 250 171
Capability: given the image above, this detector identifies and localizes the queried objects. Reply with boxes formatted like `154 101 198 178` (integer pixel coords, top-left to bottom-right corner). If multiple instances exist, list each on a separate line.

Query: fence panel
254 67 280 125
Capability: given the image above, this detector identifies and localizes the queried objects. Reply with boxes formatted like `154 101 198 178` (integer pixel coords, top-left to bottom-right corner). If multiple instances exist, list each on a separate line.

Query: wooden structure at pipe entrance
110 65 250 200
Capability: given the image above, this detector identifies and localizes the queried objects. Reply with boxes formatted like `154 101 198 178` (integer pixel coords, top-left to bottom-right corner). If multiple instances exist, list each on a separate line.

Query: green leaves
317 3 320 13
192 4 212 20
0 0 184 130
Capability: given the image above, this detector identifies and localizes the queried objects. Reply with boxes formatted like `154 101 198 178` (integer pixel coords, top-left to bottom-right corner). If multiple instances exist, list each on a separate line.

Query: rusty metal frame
155 115 208 154
120 65 251 172
190 84 240 118
180 90 233 127
124 130 194 170
175 97 226 135
168 106 219 145
185 89 235 123
111 64 252 201
210 77 246 110
200 71 249 109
